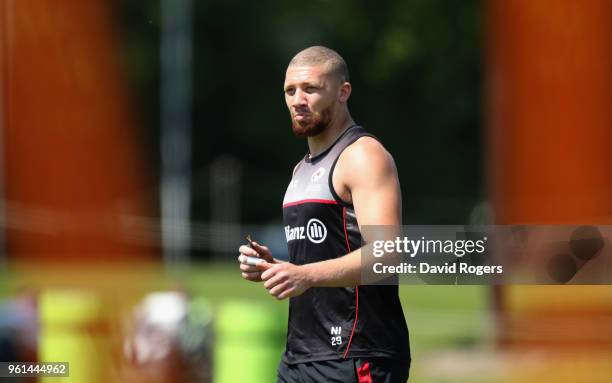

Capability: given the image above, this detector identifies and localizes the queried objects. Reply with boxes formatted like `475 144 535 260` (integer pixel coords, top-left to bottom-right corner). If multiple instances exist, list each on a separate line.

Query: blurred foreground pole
488 0 612 223
160 0 193 269
0 1 7 268
487 0 612 380
0 0 155 260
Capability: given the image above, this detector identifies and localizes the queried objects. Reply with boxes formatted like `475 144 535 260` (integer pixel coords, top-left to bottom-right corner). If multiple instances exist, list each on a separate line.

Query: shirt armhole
328 135 377 208
292 160 303 176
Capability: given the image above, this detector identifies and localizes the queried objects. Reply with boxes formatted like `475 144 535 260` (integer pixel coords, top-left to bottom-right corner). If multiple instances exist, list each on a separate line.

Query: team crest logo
311 167 326 183
306 218 327 243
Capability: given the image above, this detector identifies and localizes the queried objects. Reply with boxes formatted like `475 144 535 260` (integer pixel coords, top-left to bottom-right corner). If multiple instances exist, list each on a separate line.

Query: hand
261 263 311 300
238 241 274 282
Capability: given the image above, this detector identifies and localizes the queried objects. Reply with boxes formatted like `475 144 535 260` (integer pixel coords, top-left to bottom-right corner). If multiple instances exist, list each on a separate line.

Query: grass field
187 264 495 382
1 262 496 382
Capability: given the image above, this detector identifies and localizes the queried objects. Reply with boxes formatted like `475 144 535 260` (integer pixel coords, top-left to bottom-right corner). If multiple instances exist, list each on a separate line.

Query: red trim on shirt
343 286 359 359
282 199 338 208
342 206 359 359
342 207 351 252
357 361 373 383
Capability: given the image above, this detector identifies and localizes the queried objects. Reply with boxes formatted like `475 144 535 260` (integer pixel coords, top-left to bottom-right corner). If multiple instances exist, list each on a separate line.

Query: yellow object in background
38 290 110 383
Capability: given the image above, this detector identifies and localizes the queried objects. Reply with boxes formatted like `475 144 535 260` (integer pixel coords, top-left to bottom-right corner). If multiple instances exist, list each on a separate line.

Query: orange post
487 0 612 224
487 0 612 380
1 0 156 262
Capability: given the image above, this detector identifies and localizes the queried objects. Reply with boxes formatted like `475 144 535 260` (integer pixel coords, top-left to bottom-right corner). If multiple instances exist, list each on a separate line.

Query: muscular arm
261 137 402 298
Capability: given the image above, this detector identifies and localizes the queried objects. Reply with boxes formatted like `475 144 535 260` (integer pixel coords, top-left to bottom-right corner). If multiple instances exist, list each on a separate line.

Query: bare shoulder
338 137 397 178
333 136 398 199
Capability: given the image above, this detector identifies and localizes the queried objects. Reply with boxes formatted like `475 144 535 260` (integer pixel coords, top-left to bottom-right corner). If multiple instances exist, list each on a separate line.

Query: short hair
288 46 350 83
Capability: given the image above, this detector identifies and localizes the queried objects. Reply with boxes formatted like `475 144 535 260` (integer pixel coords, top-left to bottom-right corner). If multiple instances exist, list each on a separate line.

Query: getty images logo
306 218 327 243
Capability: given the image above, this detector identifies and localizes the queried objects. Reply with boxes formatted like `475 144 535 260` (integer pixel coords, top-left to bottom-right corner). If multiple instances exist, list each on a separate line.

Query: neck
307 112 355 158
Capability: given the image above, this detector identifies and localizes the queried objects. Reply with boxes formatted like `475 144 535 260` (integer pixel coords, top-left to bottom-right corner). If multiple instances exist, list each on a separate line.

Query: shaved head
288 46 349 84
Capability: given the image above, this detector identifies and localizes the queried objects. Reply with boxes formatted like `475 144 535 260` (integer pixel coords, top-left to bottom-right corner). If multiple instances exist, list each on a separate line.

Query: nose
290 88 307 109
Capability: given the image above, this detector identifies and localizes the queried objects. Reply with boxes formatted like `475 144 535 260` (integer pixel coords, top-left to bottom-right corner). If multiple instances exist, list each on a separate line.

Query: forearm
301 239 398 288
302 247 363 287
260 242 396 299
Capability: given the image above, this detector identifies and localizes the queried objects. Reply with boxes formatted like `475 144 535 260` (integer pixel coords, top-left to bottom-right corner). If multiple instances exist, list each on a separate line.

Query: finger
268 281 289 298
263 272 286 290
239 245 258 257
239 254 258 266
241 271 262 281
240 255 267 266
239 254 268 267
261 265 278 281
277 288 294 300
256 262 273 271
240 263 261 272
239 245 259 257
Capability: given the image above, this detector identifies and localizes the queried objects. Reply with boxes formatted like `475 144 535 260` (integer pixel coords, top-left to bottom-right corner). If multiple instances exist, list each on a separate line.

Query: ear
338 82 352 103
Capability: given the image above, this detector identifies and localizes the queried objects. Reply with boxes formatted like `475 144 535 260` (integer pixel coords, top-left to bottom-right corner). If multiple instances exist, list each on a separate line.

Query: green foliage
115 0 482 237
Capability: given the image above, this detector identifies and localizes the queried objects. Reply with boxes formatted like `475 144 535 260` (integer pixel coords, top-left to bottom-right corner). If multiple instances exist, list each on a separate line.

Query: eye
285 87 295 96
305 86 318 93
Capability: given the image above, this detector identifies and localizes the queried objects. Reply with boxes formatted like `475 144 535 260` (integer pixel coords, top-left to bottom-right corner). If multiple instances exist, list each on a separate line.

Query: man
238 46 410 382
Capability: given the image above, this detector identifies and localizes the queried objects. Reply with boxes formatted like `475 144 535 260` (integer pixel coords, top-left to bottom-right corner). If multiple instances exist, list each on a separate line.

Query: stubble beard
291 103 334 137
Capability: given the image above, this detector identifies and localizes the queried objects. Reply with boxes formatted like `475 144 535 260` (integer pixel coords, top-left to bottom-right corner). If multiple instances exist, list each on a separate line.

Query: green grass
187 264 494 382
0 262 494 382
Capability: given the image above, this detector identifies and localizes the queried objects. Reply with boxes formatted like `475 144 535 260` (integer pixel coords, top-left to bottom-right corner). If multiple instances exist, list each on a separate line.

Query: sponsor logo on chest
285 218 327 244
311 167 326 183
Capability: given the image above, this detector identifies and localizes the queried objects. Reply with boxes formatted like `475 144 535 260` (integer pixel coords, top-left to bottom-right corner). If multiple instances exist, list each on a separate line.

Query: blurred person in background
238 46 410 383
0 290 37 362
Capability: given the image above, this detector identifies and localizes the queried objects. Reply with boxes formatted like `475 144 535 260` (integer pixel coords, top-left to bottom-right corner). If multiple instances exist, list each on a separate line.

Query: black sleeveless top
281 125 410 364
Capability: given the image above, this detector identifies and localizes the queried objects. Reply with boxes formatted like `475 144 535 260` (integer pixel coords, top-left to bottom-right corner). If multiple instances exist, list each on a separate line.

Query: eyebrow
284 81 323 91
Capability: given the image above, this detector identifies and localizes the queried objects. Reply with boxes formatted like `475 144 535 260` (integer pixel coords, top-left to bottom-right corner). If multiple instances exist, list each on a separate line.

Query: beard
291 103 334 137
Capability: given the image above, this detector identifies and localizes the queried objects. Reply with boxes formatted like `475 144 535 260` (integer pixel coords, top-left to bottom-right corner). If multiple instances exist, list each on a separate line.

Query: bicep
339 139 402 232
351 157 401 228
